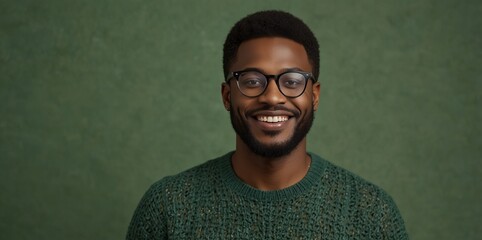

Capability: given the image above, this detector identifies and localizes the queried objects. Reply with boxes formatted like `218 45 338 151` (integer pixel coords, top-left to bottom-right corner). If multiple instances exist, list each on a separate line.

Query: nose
257 79 287 105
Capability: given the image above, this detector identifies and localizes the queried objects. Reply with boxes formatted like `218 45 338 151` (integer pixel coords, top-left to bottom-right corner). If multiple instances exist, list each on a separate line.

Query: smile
256 116 289 123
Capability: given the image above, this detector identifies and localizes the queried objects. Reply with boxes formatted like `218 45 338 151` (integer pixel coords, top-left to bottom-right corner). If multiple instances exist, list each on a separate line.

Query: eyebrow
238 67 306 74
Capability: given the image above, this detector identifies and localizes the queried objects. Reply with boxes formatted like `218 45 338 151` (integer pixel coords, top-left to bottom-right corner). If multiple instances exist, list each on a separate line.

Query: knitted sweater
126 152 408 239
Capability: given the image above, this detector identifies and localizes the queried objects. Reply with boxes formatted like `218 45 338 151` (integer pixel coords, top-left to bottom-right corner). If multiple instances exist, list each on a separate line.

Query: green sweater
127 153 408 239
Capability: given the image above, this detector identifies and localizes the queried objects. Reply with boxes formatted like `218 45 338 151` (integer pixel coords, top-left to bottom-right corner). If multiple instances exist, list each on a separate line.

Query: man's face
222 37 320 158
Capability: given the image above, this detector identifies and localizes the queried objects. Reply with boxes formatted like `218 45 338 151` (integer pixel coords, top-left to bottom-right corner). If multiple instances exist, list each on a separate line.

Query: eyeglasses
226 69 316 98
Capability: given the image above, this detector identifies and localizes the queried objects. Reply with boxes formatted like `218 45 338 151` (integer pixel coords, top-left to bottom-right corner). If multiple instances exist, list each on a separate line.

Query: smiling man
127 10 409 239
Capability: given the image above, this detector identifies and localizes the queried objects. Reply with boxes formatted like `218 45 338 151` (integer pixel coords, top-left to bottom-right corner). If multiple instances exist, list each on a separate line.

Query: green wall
1 0 480 239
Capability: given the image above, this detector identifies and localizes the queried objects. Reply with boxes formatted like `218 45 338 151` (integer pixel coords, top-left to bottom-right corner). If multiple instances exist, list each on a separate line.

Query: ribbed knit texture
127 152 409 239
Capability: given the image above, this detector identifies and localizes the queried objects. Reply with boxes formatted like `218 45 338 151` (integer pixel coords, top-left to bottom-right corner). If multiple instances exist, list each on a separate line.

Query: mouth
256 115 290 123
244 107 298 133
249 112 294 132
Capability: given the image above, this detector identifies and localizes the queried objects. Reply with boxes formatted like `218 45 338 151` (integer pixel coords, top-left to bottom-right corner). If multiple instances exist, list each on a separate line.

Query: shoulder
311 153 400 211
145 153 229 198
126 154 229 239
311 154 408 238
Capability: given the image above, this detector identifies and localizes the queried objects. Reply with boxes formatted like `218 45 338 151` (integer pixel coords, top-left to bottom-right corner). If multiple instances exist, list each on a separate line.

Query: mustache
246 105 300 117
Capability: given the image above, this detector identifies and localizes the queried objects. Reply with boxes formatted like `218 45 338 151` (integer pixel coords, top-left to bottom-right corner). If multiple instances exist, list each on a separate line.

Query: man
127 10 408 239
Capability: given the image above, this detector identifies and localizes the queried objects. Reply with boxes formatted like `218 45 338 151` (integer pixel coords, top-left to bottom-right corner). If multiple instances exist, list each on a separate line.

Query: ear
312 82 321 111
221 82 231 111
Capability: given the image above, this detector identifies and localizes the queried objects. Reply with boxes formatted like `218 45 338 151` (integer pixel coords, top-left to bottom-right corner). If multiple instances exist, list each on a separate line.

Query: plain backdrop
1 0 481 239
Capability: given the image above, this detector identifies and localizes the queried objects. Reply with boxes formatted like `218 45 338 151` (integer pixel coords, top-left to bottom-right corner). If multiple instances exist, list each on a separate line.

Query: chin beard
229 106 314 158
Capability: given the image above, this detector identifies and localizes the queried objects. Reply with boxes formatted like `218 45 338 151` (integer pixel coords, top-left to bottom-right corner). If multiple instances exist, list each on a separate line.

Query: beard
229 104 314 158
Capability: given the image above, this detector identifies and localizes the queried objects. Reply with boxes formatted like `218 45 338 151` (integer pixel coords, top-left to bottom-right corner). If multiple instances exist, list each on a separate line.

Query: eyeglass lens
236 71 307 97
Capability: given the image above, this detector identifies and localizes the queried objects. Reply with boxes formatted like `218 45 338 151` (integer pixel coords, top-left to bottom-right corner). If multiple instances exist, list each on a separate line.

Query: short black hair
223 10 320 80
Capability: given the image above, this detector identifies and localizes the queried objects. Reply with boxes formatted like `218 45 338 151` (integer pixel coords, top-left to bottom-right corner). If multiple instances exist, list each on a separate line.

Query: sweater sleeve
126 182 167 240
378 192 409 240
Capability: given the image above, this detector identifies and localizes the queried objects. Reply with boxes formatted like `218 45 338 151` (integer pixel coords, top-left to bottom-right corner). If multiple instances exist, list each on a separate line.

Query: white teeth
257 116 288 123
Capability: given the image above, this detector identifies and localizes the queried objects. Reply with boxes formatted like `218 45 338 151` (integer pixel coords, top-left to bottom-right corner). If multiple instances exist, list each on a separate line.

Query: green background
1 0 480 239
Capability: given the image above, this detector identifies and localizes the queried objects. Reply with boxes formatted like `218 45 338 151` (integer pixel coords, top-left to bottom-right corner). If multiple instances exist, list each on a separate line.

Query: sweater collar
219 151 327 201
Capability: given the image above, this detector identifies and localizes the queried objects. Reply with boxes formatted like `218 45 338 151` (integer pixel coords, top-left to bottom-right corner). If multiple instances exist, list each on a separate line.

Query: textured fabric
126 152 409 239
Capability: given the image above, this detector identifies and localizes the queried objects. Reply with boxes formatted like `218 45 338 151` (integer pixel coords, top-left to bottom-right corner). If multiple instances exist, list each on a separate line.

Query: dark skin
222 37 321 191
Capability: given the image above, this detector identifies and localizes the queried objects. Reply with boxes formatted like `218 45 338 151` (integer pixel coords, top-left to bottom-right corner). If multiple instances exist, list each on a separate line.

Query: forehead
230 37 312 73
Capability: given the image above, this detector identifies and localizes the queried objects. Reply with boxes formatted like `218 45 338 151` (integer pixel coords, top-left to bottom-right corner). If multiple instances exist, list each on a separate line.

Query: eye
244 79 263 87
281 78 303 89
280 72 305 89
238 72 266 88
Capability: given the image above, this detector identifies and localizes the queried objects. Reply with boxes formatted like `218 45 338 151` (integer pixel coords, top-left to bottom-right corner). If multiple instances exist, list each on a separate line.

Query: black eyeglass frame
226 69 317 98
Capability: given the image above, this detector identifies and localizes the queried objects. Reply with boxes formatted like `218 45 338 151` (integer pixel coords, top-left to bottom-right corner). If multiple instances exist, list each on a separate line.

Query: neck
231 136 311 191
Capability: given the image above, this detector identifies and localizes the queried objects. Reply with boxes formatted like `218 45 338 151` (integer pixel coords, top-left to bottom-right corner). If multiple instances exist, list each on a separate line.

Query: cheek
230 98 250 117
293 95 314 113
229 88 254 112
228 85 243 107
